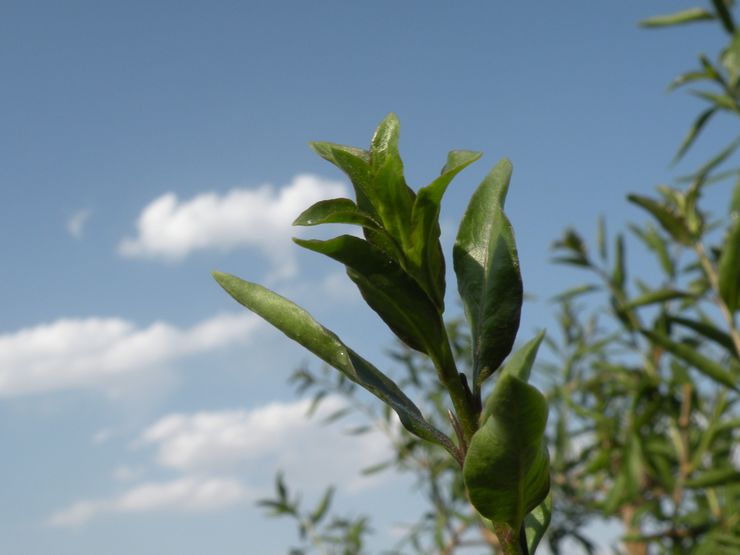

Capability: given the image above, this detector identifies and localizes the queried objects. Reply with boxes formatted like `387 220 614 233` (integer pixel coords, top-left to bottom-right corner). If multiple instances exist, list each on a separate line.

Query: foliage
213 2 740 553
215 115 550 554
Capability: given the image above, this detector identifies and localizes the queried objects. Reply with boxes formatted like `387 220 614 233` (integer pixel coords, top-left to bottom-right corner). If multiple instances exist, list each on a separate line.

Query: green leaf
405 150 482 310
212 272 456 452
293 235 447 360
722 30 740 84
463 374 550 532
454 159 523 391
668 316 738 356
674 107 717 163
668 70 714 91
494 331 546 385
627 194 692 244
622 289 693 309
718 215 740 311
629 224 675 277
691 90 739 111
309 487 334 524
524 494 552 554
597 215 607 260
309 142 377 217
711 0 735 33
292 198 380 228
368 113 416 247
639 8 715 27
612 234 626 289
641 329 739 390
685 467 740 488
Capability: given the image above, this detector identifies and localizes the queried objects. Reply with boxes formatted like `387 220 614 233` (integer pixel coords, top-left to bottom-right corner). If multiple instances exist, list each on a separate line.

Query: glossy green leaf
293 198 380 228
524 494 552 554
293 235 447 359
622 289 693 309
309 142 377 217
627 194 692 244
718 215 740 312
639 8 715 27
368 113 416 247
463 374 550 531
495 331 546 385
641 329 739 390
405 150 482 310
454 159 523 391
669 316 738 356
212 272 455 452
685 467 740 488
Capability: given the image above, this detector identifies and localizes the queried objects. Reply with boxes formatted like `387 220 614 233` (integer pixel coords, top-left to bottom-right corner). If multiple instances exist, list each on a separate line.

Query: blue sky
1 1 734 553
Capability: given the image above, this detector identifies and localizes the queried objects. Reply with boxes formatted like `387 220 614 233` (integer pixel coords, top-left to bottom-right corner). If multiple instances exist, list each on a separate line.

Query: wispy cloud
66 209 91 239
118 174 347 278
0 312 259 397
48 477 250 527
139 396 394 492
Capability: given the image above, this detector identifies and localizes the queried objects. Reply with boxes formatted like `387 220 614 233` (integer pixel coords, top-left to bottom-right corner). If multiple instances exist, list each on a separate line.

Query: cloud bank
0 312 259 396
119 174 347 277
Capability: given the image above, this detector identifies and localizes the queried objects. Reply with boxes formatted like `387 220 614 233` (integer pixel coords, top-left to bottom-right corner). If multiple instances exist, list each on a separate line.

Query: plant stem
436 338 479 445
491 522 525 555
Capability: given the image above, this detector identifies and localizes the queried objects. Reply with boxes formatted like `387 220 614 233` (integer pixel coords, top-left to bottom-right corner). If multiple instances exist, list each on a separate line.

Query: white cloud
0 312 259 397
118 174 347 278
48 477 250 527
66 209 90 239
140 396 395 492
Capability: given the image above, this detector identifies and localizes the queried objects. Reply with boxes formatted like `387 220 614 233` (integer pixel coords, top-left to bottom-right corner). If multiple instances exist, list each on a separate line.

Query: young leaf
211 272 456 452
454 159 523 390
668 316 738 355
405 150 482 310
674 107 717 163
293 235 447 359
612 234 626 289
641 329 739 390
293 198 380 229
718 215 740 312
367 113 416 248
627 194 692 244
493 330 546 386
639 8 715 28
463 374 550 532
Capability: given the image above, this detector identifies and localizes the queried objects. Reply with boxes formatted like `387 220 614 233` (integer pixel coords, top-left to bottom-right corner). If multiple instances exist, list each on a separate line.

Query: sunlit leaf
454 159 523 390
464 374 549 531
293 198 380 228
718 215 740 312
212 272 456 452
639 8 715 28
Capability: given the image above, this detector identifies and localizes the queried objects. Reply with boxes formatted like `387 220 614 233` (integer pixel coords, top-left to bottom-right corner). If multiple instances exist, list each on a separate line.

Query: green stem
436 339 478 445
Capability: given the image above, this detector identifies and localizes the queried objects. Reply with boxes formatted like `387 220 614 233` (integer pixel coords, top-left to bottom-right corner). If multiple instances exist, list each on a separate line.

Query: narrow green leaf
622 289 693 309
674 107 717 163
639 8 715 27
212 272 456 451
454 159 523 390
711 0 735 33
309 487 334 524
524 494 552 554
406 150 482 309
550 284 601 302
691 90 739 111
718 215 740 312
293 235 447 359
612 234 626 289
668 70 713 91
641 329 739 390
685 467 740 488
627 194 692 244
669 316 738 355
597 215 607 260
463 374 550 532
629 224 675 277
494 331 546 386
292 198 380 229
